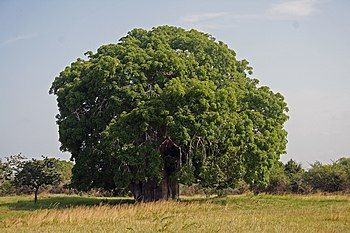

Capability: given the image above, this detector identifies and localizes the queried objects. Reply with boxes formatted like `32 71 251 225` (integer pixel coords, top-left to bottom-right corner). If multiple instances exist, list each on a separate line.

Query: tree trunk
34 187 39 203
129 138 181 202
129 176 179 202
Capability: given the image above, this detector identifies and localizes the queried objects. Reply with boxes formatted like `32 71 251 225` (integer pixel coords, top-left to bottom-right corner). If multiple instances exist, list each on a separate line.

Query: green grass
1 194 350 232
0 194 133 220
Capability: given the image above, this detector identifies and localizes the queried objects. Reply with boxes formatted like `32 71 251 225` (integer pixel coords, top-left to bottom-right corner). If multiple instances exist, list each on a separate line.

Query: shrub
284 159 308 193
0 180 15 195
305 161 348 192
265 162 290 194
333 157 350 190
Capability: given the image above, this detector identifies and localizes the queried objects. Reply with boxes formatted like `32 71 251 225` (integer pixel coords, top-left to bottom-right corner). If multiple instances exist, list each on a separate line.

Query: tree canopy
50 26 288 200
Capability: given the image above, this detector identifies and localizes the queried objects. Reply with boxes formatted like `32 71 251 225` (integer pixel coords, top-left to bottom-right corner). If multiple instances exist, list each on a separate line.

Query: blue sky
0 0 349 165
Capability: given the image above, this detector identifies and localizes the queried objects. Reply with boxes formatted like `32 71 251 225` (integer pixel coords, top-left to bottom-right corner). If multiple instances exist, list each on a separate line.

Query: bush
333 157 350 190
284 159 309 193
0 180 16 195
305 161 348 192
265 162 290 194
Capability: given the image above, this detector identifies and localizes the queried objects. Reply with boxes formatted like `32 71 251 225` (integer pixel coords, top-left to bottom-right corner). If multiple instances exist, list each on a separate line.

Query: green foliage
263 157 350 194
334 157 350 183
284 159 303 177
1 154 26 181
0 180 15 195
0 155 73 196
0 161 4 183
265 161 290 193
305 158 350 192
47 158 74 182
14 157 61 202
0 154 26 195
50 26 289 193
284 159 307 193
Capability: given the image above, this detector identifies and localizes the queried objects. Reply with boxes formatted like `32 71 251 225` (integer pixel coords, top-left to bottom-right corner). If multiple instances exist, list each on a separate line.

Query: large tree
50 26 288 201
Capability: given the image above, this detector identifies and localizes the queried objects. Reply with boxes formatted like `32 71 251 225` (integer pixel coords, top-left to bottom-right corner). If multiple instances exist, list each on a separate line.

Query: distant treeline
264 157 350 194
182 157 350 196
1 155 350 197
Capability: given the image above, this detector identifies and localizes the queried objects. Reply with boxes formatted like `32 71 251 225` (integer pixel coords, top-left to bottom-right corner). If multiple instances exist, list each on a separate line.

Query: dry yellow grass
1 194 350 232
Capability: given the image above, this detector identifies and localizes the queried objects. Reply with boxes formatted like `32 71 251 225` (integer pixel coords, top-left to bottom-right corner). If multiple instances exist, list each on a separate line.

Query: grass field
0 194 349 232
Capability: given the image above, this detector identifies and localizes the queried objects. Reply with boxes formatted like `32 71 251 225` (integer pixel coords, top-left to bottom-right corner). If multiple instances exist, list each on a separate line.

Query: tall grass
1 194 349 232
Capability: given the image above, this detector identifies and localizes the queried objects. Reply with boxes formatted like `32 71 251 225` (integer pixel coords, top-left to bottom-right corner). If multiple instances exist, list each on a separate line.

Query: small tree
0 154 26 195
14 157 61 203
284 159 306 193
2 154 26 180
284 159 303 176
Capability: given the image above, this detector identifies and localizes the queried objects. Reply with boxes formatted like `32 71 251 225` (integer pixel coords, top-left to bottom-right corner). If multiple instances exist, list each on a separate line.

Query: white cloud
267 0 319 19
179 1 321 30
0 33 38 46
180 12 228 24
179 12 258 30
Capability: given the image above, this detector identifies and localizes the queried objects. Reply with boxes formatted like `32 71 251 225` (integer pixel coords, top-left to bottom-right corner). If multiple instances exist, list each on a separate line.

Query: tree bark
34 187 39 203
129 138 181 202
129 177 178 202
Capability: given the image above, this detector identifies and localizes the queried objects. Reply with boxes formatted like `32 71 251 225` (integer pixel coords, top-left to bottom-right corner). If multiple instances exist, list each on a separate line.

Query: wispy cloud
180 12 241 30
267 0 319 19
0 33 38 46
180 12 228 24
179 1 321 30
